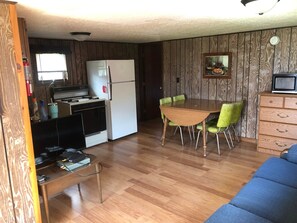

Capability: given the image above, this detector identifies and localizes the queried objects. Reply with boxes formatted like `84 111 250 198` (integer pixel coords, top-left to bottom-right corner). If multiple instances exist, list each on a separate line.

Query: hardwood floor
41 119 272 223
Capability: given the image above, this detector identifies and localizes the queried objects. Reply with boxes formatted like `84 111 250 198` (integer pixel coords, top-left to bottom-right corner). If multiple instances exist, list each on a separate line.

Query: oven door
71 101 106 136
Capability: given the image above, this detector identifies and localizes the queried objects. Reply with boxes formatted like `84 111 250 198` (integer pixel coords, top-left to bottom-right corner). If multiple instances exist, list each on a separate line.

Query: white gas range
51 86 108 148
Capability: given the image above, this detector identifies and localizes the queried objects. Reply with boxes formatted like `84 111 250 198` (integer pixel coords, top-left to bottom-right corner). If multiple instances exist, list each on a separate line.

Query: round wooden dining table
160 99 224 156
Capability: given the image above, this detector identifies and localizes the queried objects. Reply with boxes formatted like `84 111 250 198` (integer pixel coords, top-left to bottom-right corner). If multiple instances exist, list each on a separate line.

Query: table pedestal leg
202 120 207 157
161 118 168 146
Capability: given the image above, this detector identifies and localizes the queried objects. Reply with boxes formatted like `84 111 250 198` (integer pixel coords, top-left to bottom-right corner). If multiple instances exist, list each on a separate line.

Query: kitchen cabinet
258 92 297 155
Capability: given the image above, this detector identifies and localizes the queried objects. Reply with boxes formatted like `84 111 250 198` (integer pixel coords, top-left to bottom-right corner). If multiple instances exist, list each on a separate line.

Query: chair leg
229 125 234 141
228 128 234 148
178 126 184 145
232 125 240 142
192 126 195 140
187 126 192 141
223 131 232 150
195 130 201 149
173 126 179 135
215 133 221 155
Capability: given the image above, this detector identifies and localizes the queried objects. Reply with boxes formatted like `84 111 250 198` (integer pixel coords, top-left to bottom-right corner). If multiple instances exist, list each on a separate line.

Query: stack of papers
57 157 90 171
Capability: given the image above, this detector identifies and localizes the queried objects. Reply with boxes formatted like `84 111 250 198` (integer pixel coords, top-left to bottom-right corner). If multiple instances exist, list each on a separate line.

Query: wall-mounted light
270 35 280 45
70 32 91 41
241 0 280 15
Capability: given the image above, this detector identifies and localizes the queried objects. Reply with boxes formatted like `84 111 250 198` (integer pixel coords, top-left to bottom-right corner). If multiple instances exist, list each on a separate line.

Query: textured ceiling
15 0 297 43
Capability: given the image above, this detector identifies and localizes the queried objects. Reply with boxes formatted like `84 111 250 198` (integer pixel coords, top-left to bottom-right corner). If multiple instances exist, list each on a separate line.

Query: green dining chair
159 97 185 145
195 111 218 149
172 94 195 140
172 94 185 102
159 97 172 121
195 121 214 150
229 101 244 143
195 114 219 149
195 103 234 155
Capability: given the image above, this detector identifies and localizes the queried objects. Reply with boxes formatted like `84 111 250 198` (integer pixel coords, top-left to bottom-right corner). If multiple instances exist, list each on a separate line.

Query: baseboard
240 137 257 144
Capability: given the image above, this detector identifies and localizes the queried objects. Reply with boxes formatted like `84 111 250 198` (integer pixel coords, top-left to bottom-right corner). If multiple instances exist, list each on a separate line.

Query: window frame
35 53 69 82
30 45 71 86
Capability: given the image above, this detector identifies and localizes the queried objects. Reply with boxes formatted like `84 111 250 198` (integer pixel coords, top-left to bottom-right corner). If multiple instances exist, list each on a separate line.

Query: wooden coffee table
36 154 102 223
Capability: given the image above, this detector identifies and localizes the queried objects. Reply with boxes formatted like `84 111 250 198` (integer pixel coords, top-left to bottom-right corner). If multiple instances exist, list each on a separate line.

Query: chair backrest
159 97 172 120
216 103 235 128
172 94 185 102
160 97 172 105
230 101 244 125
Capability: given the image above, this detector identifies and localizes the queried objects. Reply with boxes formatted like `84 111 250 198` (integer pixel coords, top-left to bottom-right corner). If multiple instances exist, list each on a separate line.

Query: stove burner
61 98 79 103
82 96 99 100
82 96 92 99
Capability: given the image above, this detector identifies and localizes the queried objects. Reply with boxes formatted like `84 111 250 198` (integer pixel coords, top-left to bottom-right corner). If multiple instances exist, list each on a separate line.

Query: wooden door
139 42 163 121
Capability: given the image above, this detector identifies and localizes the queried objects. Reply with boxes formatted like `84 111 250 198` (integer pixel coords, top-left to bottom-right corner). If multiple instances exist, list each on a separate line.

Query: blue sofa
205 145 297 223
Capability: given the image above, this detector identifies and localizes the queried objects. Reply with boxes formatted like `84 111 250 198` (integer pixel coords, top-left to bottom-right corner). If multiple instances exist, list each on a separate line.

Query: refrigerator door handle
107 66 112 100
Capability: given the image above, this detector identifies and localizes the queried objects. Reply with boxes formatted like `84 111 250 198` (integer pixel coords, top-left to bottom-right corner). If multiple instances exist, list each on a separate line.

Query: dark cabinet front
71 101 106 136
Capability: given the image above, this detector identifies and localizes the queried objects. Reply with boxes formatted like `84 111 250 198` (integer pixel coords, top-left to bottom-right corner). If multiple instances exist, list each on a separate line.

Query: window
36 53 68 81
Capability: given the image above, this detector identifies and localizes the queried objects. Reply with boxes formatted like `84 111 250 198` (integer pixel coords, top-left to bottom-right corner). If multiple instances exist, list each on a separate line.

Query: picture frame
203 52 232 79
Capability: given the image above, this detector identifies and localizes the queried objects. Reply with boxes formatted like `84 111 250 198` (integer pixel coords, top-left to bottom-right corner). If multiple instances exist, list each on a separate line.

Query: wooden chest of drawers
258 92 297 155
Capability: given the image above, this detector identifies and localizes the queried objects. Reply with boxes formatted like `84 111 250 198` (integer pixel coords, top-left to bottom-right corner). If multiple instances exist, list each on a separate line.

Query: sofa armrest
281 148 289 155
279 149 290 160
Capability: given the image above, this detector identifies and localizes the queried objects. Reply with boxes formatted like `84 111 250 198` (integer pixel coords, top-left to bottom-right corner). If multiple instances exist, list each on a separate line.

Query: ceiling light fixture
241 0 280 15
70 32 91 41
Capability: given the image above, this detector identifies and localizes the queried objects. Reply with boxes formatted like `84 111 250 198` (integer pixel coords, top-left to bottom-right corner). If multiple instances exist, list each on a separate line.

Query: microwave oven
272 73 297 94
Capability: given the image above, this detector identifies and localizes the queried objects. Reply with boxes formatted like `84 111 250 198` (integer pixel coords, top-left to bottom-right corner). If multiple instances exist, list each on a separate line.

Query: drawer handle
275 142 288 147
269 100 273 103
277 113 289 118
276 128 288 133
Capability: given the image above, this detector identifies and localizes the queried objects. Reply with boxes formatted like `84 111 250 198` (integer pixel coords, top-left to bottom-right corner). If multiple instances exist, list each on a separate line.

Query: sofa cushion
254 157 297 189
204 204 273 223
230 177 297 223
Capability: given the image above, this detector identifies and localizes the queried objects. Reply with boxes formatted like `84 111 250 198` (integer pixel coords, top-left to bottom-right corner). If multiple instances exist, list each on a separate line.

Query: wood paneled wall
0 4 35 222
163 26 297 139
29 26 297 139
28 38 139 116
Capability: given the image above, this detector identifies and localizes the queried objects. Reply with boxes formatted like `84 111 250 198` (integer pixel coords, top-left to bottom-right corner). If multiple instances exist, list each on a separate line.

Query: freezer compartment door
107 60 135 83
105 82 137 140
86 61 109 100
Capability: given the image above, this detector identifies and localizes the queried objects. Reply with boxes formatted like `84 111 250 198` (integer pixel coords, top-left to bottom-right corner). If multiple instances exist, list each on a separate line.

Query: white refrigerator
86 59 137 140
